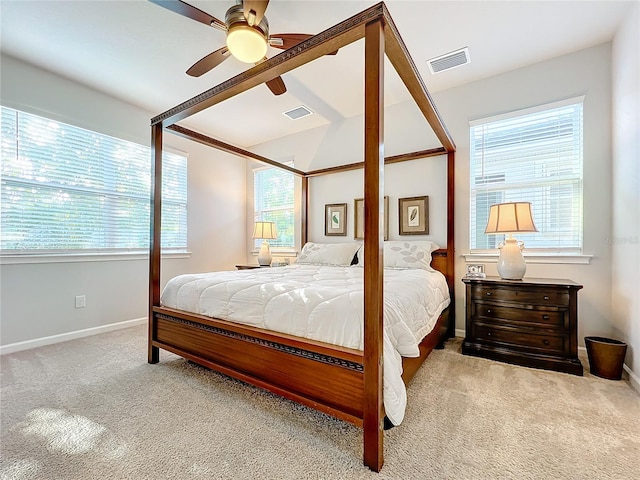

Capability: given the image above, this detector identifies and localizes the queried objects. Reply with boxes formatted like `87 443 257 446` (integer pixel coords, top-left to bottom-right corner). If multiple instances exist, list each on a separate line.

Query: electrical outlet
75 295 86 308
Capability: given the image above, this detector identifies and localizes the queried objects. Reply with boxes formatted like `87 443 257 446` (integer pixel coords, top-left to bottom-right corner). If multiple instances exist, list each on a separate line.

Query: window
469 98 584 254
1 106 187 253
253 166 294 249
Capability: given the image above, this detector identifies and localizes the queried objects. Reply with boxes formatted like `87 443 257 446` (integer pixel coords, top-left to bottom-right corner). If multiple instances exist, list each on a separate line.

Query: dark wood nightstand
462 276 583 376
235 264 269 270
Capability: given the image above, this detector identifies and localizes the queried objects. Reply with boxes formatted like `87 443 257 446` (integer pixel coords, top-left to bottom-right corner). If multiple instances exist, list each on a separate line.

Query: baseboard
0 317 147 355
455 334 638 392
624 364 640 394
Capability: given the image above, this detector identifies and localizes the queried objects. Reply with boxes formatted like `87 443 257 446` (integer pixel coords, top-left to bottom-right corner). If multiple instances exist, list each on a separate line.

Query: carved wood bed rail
149 2 456 472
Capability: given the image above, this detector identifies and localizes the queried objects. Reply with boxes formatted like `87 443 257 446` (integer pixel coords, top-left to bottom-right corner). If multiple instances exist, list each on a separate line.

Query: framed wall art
354 196 389 240
399 196 429 235
325 203 347 236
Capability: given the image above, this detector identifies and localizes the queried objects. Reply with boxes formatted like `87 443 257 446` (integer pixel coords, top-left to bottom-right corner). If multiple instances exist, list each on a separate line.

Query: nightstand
235 264 268 270
462 276 583 376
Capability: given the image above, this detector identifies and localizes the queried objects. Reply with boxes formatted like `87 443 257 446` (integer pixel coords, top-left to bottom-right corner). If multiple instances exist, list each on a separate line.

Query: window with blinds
469 97 584 253
1 106 187 253
253 166 294 249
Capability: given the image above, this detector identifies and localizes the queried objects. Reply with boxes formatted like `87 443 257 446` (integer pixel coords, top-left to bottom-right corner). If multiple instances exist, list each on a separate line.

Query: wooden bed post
301 176 308 247
446 150 456 337
363 17 385 473
148 122 163 364
148 3 457 469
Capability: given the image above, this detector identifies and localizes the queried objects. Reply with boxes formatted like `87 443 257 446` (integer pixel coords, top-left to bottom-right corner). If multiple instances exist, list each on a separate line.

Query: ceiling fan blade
243 0 269 27
255 57 286 95
149 0 226 30
186 47 231 77
265 76 287 96
269 33 338 55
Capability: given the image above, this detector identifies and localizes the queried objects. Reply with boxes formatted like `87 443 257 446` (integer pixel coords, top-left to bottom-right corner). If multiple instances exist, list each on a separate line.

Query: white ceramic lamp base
257 240 272 266
497 237 526 280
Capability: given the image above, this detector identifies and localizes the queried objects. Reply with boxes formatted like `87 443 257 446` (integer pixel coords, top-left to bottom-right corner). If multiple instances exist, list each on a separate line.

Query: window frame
252 164 295 253
0 106 188 258
468 97 585 258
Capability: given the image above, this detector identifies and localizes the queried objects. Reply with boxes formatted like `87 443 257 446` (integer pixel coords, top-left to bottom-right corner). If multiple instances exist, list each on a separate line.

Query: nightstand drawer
472 285 569 306
463 276 583 375
473 303 566 328
475 325 567 354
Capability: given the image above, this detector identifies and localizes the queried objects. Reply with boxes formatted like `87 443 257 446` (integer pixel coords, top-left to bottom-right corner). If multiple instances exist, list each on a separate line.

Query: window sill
0 250 192 265
463 253 592 265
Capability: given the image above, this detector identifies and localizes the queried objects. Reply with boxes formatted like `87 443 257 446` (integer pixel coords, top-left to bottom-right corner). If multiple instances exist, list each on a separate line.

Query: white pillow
357 240 439 270
296 242 361 266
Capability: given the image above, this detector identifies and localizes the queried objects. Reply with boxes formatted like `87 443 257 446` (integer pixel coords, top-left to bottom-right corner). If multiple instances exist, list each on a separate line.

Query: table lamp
253 221 277 266
484 202 538 280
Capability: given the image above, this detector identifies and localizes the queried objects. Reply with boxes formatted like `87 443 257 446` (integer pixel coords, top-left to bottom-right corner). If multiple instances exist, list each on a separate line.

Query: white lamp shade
485 202 538 234
253 221 277 240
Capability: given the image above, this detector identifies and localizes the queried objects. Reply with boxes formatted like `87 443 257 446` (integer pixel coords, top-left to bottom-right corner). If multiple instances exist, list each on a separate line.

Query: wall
611 3 640 384
248 44 615 355
435 44 613 345
0 55 247 348
1 39 629 382
246 99 448 260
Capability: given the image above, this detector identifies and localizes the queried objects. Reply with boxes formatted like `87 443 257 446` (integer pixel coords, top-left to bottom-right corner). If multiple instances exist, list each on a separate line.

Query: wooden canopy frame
149 2 455 472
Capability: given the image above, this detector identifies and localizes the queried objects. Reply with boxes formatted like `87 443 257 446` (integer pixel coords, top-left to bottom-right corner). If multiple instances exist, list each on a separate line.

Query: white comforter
161 264 450 425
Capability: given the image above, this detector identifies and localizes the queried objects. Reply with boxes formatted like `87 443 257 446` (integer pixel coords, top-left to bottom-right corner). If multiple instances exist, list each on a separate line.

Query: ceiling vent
283 105 313 120
426 47 470 74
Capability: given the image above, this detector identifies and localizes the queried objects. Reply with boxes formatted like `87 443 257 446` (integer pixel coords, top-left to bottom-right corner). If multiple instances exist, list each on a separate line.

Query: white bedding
160 264 450 425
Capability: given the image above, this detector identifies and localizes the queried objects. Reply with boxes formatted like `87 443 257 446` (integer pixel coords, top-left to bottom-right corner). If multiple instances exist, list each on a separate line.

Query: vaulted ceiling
0 1 633 147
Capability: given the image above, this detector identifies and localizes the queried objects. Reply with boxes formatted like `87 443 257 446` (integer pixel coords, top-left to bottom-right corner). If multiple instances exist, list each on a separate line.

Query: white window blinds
1 106 187 253
469 98 584 253
253 166 294 249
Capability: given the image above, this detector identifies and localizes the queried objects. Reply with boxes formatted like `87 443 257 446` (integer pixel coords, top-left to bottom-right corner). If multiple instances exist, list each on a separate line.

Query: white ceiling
0 0 633 148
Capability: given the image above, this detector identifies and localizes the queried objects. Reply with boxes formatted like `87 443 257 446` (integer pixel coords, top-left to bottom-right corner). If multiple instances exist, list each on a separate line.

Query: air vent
426 47 470 74
283 105 313 120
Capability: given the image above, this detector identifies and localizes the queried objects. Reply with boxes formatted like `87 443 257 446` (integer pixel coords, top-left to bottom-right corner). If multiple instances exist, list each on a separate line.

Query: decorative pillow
296 242 362 266
356 240 439 270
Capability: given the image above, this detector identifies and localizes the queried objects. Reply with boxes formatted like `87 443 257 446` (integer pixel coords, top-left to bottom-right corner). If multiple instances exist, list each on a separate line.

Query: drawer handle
543 339 550 346
543 296 550 300
542 315 550 320
486 309 492 314
486 292 492 296
487 331 492 336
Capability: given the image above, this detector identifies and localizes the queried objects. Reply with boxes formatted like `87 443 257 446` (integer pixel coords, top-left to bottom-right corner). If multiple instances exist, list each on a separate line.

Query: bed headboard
431 248 448 276
432 246 454 288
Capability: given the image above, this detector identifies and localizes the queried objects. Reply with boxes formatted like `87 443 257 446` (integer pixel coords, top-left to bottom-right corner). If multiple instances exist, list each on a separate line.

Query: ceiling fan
150 0 337 96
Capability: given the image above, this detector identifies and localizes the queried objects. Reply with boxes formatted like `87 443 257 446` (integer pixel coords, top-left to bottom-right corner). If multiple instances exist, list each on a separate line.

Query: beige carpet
1 325 638 480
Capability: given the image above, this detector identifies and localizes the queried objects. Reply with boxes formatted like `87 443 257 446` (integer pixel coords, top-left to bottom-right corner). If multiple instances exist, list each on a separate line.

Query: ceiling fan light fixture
226 24 268 63
224 4 269 64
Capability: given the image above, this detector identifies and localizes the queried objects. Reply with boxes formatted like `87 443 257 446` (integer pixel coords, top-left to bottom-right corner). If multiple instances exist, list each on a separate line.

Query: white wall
0 55 247 348
611 3 640 381
244 100 445 263
2 36 633 385
435 44 614 346
249 43 616 357
304 161 447 246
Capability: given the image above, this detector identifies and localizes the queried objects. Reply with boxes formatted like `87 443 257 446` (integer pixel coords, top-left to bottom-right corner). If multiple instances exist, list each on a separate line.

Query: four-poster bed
148 2 456 472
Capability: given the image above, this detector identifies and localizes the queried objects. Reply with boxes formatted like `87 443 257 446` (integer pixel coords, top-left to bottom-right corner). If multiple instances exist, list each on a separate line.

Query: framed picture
399 196 429 235
354 196 389 240
325 203 347 236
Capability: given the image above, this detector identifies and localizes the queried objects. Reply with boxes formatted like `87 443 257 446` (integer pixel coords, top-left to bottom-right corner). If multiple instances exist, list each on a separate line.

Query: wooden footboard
150 304 450 426
152 306 366 424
